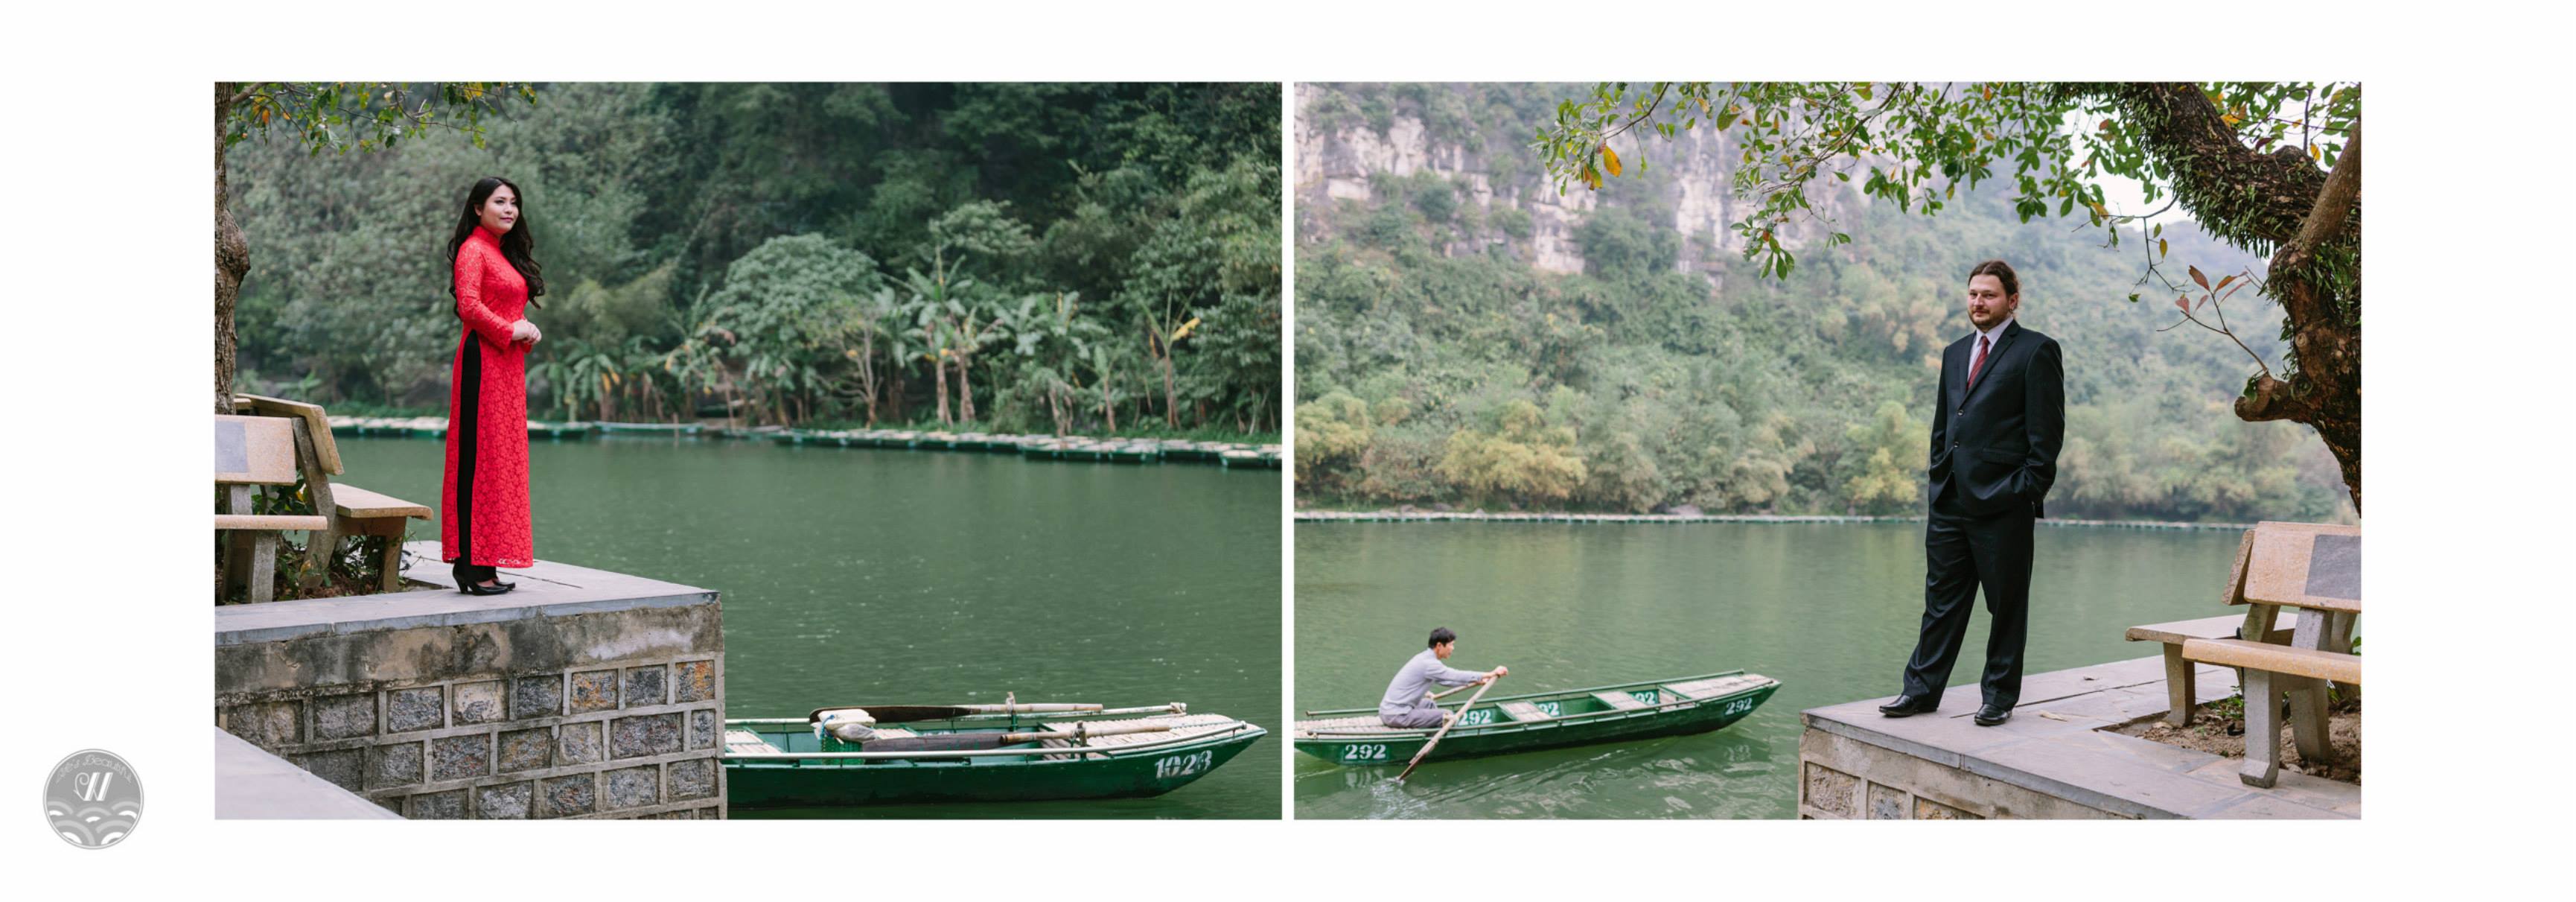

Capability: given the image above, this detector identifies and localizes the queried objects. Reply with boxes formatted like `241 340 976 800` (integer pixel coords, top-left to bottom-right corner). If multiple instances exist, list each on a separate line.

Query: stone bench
223 396 433 598
2126 612 2294 726
2209 521 2362 787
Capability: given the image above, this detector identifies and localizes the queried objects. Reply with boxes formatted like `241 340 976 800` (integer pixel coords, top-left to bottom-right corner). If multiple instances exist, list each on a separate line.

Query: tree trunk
1159 355 1178 429
933 357 951 426
956 354 975 423
2074 83 2364 512
857 331 880 425
214 83 249 414
928 323 950 425
1147 325 1178 429
2237 121 2362 512
888 364 908 424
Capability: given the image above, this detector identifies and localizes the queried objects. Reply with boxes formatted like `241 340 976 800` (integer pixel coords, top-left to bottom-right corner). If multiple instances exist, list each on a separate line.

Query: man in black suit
1880 259 2065 727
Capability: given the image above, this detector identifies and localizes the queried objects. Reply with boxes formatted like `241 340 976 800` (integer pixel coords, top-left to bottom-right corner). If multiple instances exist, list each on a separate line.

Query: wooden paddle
1396 675 1499 782
1427 680 1493 701
809 703 1103 724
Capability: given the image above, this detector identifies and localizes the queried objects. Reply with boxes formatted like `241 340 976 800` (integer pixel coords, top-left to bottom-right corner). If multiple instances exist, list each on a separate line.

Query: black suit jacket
1928 320 2065 518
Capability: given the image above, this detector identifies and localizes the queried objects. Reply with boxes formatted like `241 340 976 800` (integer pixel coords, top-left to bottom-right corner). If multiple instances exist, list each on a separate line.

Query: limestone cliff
1295 83 1858 282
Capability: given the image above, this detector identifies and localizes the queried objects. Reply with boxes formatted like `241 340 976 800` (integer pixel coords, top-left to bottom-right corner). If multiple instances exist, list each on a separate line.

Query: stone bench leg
290 422 337 595
2241 667 2280 788
2287 609 2340 767
2161 644 2195 727
219 485 278 603
379 537 404 593
2328 610 2359 705
2288 675 2333 766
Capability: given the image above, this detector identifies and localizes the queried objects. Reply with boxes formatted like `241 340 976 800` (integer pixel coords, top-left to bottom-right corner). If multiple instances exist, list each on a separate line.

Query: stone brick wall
1796 725 2117 820
217 591 724 819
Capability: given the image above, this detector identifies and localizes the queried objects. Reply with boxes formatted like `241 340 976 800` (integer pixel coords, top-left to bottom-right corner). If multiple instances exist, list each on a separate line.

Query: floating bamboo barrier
325 416 1283 471
1292 509 2252 531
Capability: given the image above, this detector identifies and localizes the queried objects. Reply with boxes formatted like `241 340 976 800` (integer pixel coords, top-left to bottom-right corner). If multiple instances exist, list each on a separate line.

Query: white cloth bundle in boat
814 708 878 743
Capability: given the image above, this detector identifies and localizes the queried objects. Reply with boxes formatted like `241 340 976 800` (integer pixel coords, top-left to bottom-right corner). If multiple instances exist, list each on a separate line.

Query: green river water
1292 521 2245 819
339 435 1282 819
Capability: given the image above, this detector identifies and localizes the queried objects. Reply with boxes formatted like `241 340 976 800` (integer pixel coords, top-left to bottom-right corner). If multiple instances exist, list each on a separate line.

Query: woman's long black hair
445 176 546 307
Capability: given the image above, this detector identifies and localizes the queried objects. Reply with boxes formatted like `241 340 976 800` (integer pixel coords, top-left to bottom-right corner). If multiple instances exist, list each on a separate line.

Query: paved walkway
1804 655 2359 819
214 545 716 646
214 728 402 819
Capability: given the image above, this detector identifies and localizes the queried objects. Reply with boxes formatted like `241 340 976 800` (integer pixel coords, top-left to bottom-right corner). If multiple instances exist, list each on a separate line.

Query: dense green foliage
1531 80 2364 510
1296 84 2350 523
229 83 1281 434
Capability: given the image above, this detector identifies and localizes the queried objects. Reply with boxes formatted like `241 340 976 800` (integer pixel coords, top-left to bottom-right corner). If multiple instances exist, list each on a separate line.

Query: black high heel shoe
453 562 515 595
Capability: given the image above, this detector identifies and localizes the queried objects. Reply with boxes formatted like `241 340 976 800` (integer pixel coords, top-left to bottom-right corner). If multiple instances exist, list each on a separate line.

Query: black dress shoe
1878 695 1939 717
1973 705 2012 726
459 580 515 597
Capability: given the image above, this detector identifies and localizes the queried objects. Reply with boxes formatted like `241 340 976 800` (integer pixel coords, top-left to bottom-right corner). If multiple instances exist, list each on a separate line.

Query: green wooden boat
1292 670 1778 767
724 701 1265 808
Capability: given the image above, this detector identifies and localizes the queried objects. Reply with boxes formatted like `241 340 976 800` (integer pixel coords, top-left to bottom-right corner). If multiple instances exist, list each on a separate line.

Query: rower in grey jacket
1380 627 1508 728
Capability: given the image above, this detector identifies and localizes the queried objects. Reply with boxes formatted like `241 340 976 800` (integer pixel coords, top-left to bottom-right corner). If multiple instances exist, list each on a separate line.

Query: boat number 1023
1155 750 1216 779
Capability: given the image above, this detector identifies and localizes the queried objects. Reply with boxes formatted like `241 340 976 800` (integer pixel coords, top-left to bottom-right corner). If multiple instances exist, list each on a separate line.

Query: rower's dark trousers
1380 699 1449 729
1899 485 2035 709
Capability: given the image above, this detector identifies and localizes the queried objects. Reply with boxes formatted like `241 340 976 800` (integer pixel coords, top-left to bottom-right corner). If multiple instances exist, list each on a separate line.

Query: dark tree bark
215 83 249 414
2067 83 2363 511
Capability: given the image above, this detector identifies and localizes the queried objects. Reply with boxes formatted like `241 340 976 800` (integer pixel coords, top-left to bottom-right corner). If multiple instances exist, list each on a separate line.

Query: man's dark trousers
1900 481 2035 708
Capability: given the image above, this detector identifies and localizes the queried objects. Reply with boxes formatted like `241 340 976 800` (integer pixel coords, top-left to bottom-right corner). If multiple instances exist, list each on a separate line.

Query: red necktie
1966 335 1992 390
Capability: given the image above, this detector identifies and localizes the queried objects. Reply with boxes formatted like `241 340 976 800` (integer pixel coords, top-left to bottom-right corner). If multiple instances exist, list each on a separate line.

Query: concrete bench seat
2181 638 2362 686
214 513 332 531
2126 612 2294 726
331 484 430 521
331 484 432 591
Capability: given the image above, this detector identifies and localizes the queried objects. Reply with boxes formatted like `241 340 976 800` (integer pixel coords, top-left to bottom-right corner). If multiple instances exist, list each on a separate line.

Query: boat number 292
1339 743 1390 762
1722 698 1755 716
1155 750 1216 779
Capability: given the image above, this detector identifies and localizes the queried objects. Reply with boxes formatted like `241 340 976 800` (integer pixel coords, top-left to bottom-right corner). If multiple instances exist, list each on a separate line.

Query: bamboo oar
999 722 1173 744
1428 681 1488 701
1397 676 1499 781
809 702 1104 724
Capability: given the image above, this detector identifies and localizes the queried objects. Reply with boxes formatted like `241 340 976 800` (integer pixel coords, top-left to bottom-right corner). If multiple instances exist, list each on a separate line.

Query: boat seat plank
1665 675 1764 700
1291 715 1414 737
1593 690 1649 711
724 728 777 755
1497 701 1552 722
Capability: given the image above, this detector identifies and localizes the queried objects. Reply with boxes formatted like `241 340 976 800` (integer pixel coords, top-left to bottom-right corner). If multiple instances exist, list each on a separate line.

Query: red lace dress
439 225 535 568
